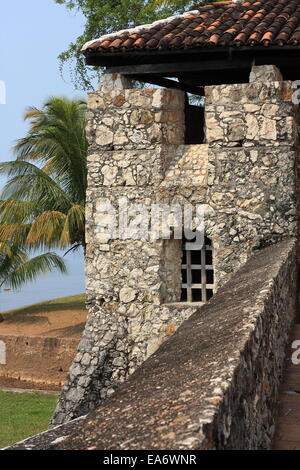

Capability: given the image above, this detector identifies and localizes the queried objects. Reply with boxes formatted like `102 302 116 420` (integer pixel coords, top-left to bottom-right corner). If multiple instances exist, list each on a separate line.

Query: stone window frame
181 236 214 303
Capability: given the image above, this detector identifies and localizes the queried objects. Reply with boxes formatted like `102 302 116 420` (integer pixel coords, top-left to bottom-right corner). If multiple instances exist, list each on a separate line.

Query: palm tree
0 96 88 288
0 242 66 290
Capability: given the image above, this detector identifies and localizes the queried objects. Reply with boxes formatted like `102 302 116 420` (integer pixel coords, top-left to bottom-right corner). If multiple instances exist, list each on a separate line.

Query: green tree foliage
55 0 219 89
0 97 87 288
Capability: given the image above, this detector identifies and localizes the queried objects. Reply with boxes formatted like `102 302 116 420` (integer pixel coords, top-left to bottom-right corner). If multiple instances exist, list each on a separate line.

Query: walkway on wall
273 324 300 450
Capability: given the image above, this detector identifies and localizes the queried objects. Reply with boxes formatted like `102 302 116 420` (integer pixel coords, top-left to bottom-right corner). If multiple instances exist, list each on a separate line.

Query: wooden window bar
181 242 214 303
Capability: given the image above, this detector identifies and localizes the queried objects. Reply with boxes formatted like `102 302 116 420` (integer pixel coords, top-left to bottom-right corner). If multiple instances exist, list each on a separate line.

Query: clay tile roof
82 0 300 56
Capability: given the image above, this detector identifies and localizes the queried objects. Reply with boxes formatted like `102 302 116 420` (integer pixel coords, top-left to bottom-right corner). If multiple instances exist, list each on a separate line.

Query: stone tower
51 65 298 426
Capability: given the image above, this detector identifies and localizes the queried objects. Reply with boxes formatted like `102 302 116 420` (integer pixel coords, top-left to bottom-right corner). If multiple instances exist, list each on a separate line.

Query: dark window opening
181 235 214 303
185 95 205 145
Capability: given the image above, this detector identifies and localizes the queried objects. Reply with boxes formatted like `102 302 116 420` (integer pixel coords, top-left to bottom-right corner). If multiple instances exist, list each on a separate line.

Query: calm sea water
0 250 85 312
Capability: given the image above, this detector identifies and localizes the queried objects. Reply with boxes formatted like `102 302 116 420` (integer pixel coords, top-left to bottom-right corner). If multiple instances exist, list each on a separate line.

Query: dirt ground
0 296 88 391
0 309 87 339
0 376 62 392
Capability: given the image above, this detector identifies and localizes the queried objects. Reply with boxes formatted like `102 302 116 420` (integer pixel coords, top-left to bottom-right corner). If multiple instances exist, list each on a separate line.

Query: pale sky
0 0 86 168
0 1 90 307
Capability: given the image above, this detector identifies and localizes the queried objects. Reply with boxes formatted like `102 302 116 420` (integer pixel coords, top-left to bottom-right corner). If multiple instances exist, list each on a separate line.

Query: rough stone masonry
7 238 297 450
50 65 298 426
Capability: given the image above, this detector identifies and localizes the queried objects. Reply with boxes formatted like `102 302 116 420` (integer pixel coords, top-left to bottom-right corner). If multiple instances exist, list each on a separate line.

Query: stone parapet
86 86 185 152
56 238 297 450
54 238 296 450
11 238 296 450
205 82 297 147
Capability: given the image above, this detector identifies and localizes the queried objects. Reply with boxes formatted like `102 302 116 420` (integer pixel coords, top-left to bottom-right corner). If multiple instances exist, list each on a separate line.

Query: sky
0 1 90 309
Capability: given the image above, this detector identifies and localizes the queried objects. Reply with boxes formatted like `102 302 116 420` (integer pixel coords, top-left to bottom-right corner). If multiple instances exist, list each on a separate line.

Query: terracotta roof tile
82 0 300 55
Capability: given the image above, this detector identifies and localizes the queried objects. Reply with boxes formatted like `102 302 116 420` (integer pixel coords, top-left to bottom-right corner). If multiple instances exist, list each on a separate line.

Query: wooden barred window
181 236 214 303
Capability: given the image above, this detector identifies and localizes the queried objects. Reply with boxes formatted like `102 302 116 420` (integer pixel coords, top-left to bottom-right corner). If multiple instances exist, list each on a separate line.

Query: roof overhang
85 45 300 93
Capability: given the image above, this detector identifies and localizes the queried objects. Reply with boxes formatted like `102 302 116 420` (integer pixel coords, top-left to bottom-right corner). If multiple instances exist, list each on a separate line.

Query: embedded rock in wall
249 64 283 83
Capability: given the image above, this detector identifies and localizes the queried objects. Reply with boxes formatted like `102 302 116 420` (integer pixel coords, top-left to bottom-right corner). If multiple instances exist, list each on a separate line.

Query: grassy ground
2 293 86 318
0 391 58 448
0 294 85 446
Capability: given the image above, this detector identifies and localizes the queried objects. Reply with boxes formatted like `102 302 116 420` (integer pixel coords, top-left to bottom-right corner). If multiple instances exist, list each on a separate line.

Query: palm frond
1 252 67 289
0 160 73 210
60 205 85 246
0 242 13 257
0 96 87 288
0 224 31 247
13 97 88 204
26 211 67 248
0 200 36 224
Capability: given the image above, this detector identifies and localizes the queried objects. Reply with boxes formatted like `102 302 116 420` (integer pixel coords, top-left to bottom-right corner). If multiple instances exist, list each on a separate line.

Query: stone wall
0 335 79 390
8 238 297 450
51 65 298 426
204 66 298 286
297 142 300 264
51 79 198 426
53 238 297 450
56 238 298 450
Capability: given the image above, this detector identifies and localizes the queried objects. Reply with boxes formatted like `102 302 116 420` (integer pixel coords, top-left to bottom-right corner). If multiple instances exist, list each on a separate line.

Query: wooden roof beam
131 75 204 95
106 58 254 77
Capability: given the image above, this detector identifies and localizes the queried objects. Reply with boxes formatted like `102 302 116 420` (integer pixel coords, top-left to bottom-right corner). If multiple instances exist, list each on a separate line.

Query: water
0 250 85 312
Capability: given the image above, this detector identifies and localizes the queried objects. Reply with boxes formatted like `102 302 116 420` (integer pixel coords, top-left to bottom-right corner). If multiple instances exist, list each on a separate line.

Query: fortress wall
51 66 298 426
0 335 79 389
7 238 297 450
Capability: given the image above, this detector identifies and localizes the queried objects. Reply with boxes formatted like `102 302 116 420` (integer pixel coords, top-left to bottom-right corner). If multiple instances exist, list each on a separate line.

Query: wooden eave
84 45 300 93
